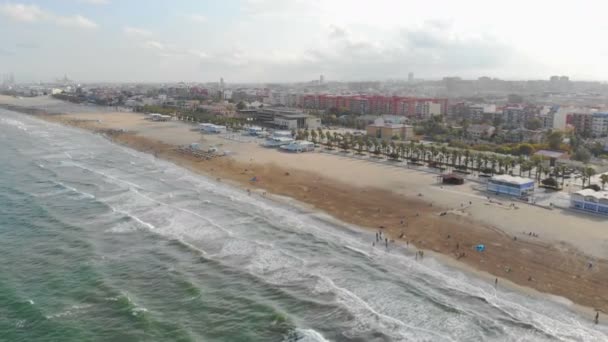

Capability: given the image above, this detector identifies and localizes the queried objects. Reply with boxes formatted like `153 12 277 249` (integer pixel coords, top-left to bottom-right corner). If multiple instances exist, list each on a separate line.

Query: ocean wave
283 328 330 342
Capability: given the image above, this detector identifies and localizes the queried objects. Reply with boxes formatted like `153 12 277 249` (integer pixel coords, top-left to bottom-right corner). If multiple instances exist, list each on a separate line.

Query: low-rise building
243 107 320 130
366 118 414 141
487 175 535 197
571 189 608 215
467 124 495 140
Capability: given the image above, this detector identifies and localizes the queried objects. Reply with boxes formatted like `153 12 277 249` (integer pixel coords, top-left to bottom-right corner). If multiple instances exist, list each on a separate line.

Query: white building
261 136 294 148
467 124 495 140
199 123 226 134
418 101 442 119
279 140 315 152
571 189 608 216
592 113 608 137
246 126 263 136
487 175 535 197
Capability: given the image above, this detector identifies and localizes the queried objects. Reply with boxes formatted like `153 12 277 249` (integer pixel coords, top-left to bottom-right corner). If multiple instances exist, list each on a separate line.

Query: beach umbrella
475 244 485 252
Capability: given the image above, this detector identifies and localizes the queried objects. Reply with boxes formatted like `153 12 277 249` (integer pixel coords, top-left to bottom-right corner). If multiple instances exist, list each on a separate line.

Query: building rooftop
490 175 535 185
573 189 608 200
534 150 567 159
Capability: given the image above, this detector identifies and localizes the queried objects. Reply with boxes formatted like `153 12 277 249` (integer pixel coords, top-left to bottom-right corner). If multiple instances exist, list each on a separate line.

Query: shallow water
0 109 607 341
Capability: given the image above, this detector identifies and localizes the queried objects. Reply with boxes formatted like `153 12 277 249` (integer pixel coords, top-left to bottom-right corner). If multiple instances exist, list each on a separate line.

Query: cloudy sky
1 0 608 83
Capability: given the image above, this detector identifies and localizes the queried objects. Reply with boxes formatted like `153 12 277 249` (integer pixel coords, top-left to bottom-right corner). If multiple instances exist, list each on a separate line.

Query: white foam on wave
285 328 330 342
45 303 94 320
0 117 29 131
13 111 607 341
52 180 95 199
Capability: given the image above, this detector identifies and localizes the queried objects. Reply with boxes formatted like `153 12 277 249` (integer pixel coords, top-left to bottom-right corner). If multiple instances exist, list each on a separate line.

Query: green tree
546 130 564 150
581 167 596 188
524 118 543 130
573 147 592 163
600 174 608 190
236 101 246 110
517 143 535 156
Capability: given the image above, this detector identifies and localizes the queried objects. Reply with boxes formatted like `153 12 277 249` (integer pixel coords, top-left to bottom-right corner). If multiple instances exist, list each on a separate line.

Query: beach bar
440 173 464 185
487 175 535 197
570 189 608 216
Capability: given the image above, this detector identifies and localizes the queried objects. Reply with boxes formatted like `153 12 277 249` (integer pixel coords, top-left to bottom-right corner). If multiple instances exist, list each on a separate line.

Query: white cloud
79 0 110 4
124 26 152 37
188 49 208 58
185 14 207 23
0 2 98 29
56 15 98 29
0 3 45 22
143 41 165 50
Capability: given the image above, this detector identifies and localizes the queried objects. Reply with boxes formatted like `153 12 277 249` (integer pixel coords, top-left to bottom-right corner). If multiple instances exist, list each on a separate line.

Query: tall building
408 72 414 82
220 77 225 91
319 75 324 85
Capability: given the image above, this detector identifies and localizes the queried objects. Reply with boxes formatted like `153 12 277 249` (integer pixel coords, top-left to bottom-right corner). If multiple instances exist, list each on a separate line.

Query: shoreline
2 102 608 321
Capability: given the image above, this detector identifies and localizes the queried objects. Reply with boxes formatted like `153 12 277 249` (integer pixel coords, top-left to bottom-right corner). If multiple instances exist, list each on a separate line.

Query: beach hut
272 130 293 138
571 189 608 215
279 140 315 153
261 136 294 148
487 175 535 197
440 173 464 185
246 126 263 136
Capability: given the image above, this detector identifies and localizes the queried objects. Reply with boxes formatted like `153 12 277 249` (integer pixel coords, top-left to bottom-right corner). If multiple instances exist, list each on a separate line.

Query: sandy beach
2 96 608 317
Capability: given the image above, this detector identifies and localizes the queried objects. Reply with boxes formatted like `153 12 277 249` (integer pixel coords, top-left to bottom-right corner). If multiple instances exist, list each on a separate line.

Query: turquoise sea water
0 108 607 342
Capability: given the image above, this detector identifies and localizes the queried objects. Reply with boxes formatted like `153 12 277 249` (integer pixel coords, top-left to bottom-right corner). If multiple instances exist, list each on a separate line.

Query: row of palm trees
293 128 606 189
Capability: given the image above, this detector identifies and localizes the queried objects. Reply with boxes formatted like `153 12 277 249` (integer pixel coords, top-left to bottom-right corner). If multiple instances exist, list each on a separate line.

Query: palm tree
520 162 532 178
366 138 374 154
340 139 350 153
600 174 608 190
558 165 567 187
318 130 325 143
489 155 497 175
407 141 416 159
503 156 513 175
398 143 406 159
451 151 459 168
463 149 471 170
582 167 596 188
439 146 449 166
380 140 389 157
310 130 318 144
356 140 364 155
429 145 438 163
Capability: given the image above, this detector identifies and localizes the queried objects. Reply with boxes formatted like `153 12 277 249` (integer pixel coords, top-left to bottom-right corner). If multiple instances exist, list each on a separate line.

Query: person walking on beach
595 311 599 324
376 232 378 242
494 278 498 288
385 238 388 249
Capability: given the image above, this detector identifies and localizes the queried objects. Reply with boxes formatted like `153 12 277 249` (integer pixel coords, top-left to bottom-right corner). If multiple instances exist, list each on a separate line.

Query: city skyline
2 0 608 83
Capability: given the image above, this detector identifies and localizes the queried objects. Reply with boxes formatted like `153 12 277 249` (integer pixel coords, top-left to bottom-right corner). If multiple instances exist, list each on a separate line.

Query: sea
1 107 607 342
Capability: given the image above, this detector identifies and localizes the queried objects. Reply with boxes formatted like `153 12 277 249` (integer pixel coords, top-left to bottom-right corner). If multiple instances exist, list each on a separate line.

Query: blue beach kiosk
571 189 608 216
487 175 535 197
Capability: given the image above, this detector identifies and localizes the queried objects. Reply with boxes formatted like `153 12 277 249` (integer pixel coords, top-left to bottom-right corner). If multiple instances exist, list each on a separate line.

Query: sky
1 0 608 83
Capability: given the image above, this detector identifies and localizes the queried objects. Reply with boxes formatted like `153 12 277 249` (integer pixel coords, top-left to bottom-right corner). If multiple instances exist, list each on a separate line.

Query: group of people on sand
374 231 389 249
523 231 539 238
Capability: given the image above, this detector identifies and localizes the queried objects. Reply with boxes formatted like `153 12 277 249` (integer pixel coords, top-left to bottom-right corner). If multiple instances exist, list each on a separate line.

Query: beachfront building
366 118 414 141
261 136 294 148
279 140 315 152
148 113 172 121
199 123 227 134
242 107 321 130
245 126 263 136
487 175 535 197
570 189 608 216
